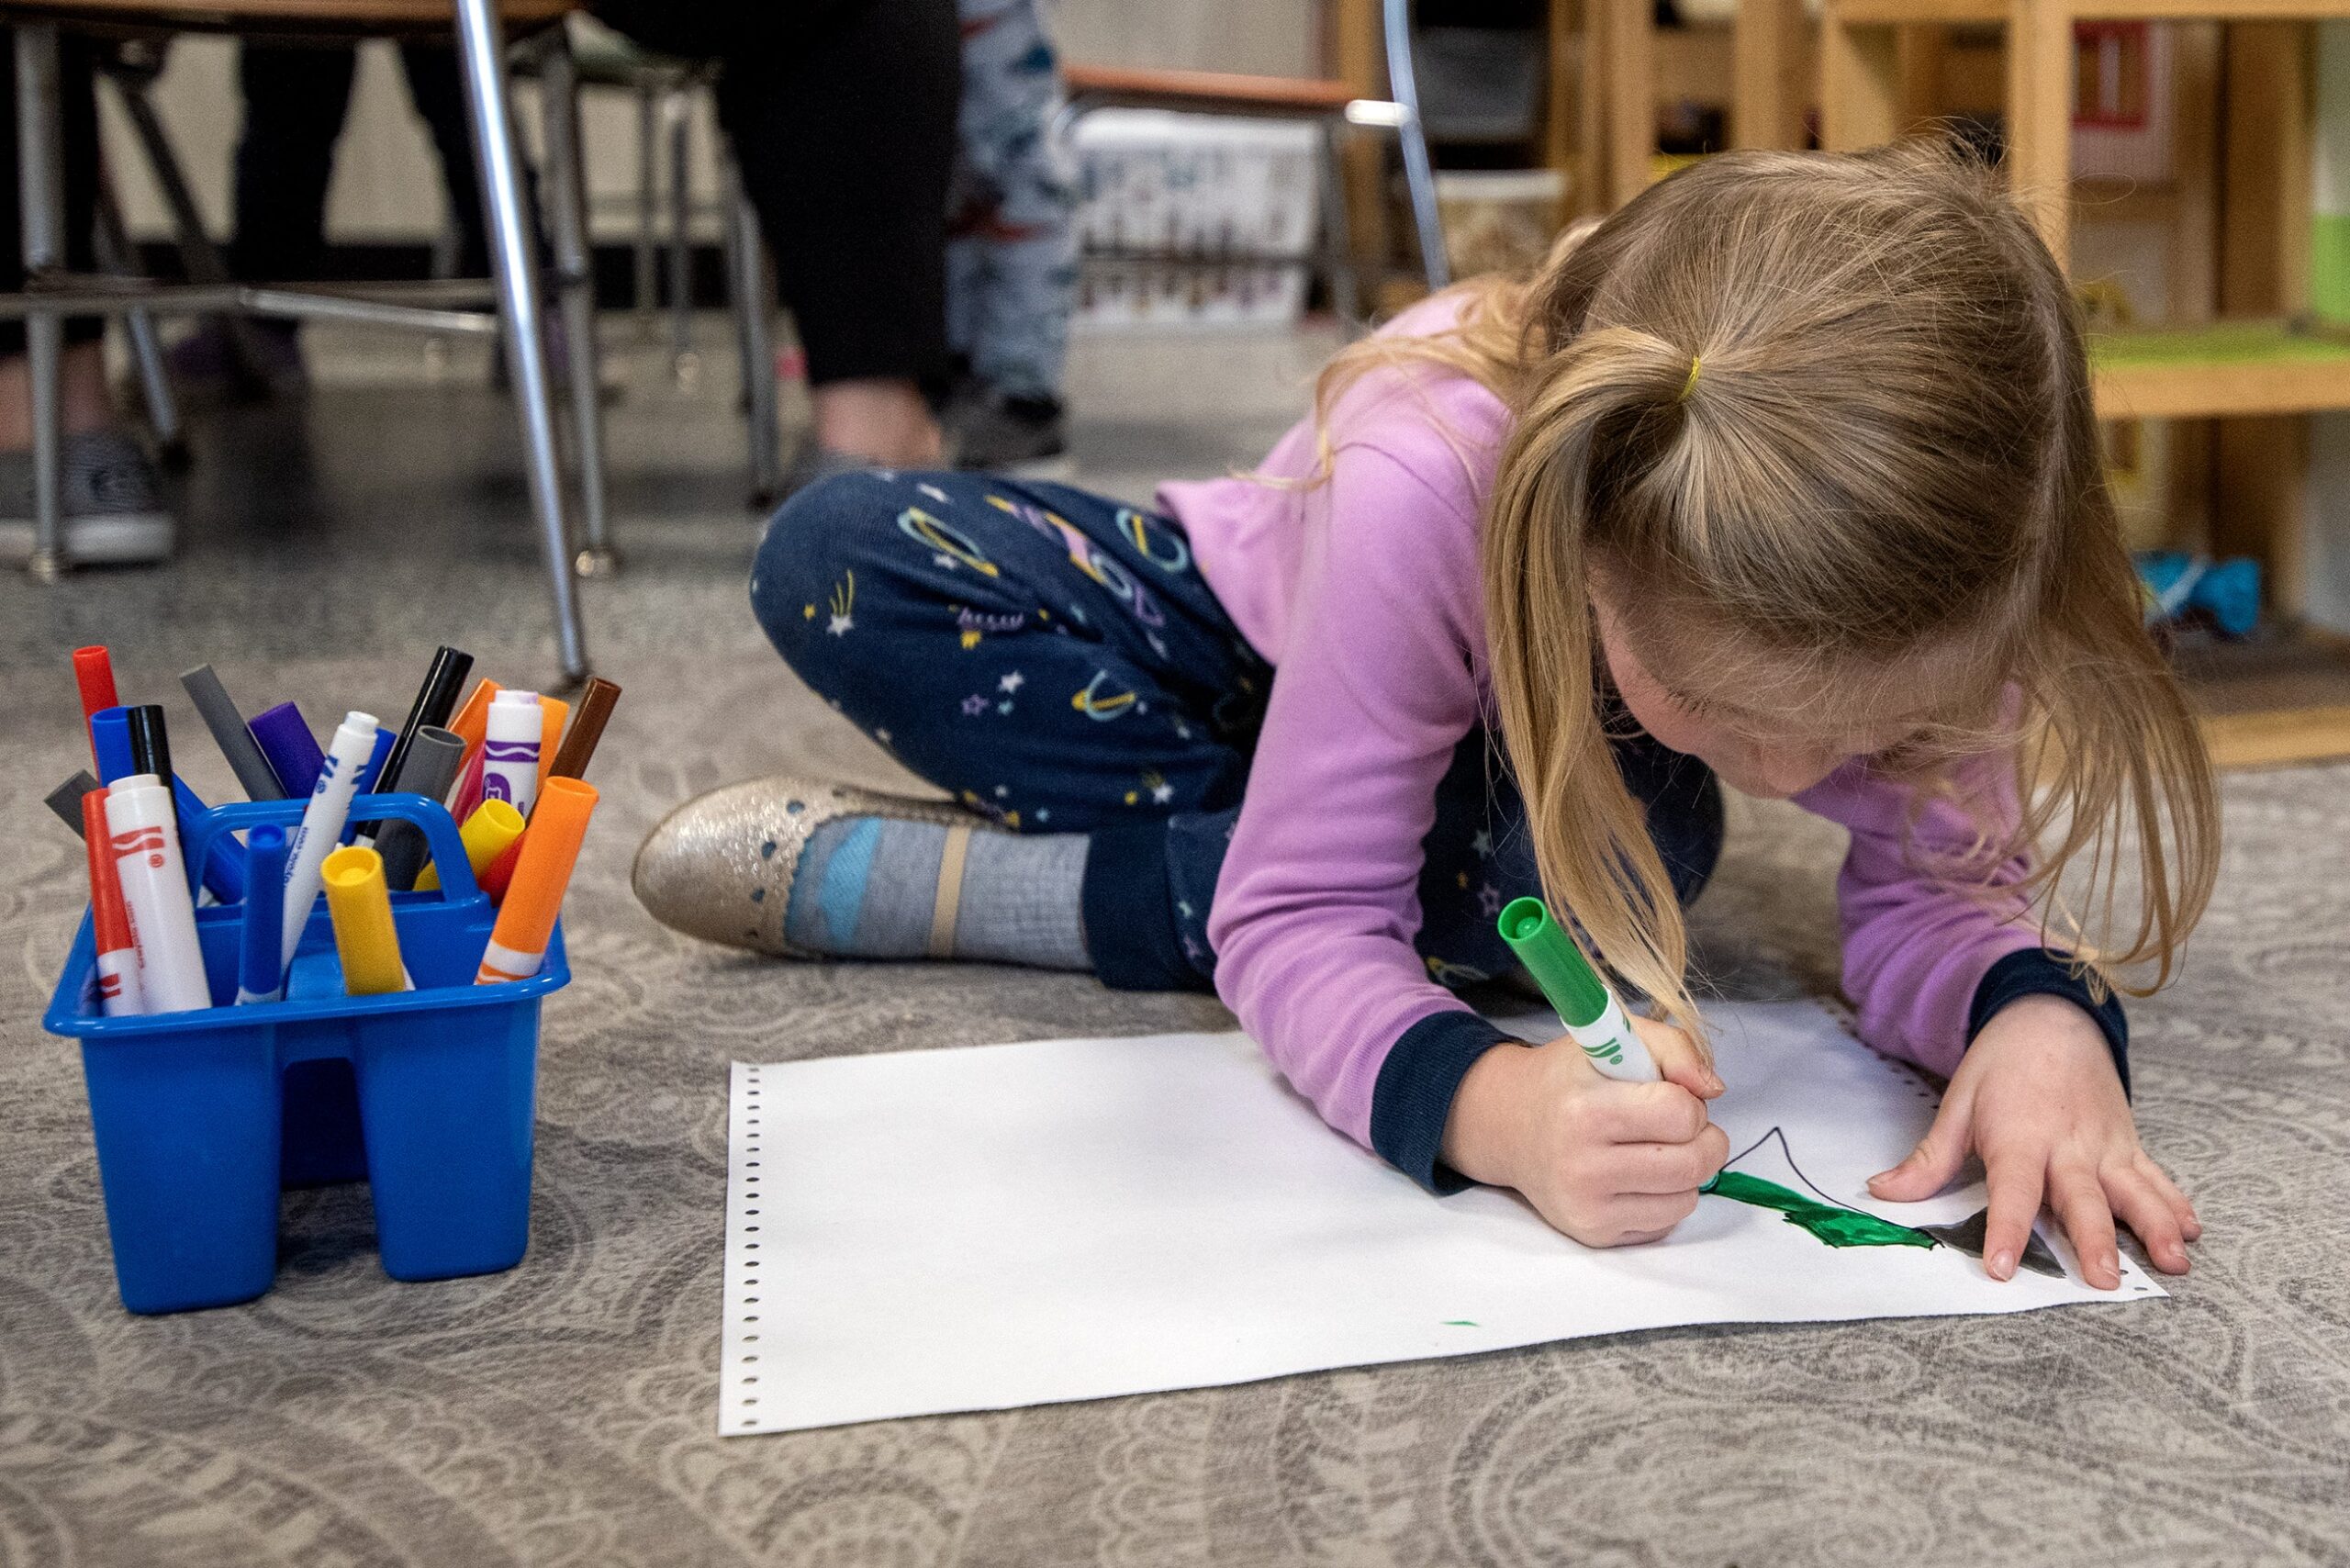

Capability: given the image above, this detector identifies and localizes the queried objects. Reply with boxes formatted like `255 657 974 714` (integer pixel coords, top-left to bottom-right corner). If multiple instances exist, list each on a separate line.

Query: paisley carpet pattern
5 645 2346 1568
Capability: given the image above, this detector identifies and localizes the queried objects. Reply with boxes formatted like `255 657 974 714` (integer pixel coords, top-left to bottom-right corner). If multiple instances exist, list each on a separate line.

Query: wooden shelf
1838 0 2350 17
2177 630 2350 767
2092 321 2350 419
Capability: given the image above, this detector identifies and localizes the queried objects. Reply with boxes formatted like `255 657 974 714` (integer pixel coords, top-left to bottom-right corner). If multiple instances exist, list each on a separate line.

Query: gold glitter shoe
632 776 990 957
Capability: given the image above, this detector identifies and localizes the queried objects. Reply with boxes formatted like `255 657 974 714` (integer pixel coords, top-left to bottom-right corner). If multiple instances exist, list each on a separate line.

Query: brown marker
547 678 621 780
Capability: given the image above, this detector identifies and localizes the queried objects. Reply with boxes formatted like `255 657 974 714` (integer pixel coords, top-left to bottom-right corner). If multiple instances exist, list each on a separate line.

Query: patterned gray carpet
2 357 2346 1565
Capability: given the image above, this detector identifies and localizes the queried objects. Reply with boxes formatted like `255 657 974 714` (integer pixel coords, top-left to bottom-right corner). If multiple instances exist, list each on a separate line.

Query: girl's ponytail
1485 326 1717 1047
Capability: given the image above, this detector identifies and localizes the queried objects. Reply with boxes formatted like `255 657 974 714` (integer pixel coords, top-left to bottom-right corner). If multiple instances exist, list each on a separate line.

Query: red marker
80 789 144 1016
72 646 118 764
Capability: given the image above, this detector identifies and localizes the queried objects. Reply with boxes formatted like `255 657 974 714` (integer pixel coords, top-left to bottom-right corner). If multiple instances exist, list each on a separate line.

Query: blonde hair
1313 143 2218 1044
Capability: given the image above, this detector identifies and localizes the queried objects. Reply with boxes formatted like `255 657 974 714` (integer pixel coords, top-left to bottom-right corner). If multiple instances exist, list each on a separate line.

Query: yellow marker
415 798 526 893
320 846 409 994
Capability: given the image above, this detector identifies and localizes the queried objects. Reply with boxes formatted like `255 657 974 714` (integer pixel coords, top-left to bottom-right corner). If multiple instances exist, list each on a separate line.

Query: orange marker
73 645 118 765
532 695 569 799
476 777 597 984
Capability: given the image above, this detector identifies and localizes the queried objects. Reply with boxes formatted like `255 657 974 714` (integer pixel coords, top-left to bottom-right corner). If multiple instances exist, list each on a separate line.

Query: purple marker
249 701 326 796
479 690 542 819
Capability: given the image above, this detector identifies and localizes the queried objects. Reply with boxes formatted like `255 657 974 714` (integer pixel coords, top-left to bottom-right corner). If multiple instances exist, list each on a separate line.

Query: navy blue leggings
751 471 1724 991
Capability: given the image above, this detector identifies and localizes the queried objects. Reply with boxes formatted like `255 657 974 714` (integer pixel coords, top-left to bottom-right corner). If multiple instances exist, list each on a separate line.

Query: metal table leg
453 0 588 682
94 174 183 461
634 78 657 342
1382 0 1450 291
666 84 695 380
722 151 780 509
537 31 617 578
16 23 67 580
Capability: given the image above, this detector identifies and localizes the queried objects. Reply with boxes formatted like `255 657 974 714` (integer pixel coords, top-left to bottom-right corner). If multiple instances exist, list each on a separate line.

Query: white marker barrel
96 946 144 1016
280 711 380 969
105 776 211 1014
477 690 542 820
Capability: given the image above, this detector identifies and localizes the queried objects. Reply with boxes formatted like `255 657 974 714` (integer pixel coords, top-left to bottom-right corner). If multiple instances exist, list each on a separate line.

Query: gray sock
786 816 1091 969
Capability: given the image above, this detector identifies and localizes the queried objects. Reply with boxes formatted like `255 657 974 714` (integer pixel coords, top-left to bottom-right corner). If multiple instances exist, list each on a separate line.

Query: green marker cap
1496 896 1610 1029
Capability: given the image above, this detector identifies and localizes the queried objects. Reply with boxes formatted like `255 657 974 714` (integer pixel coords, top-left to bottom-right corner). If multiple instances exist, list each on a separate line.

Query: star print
995 786 1009 798
998 701 1014 715
934 554 958 569
827 612 853 636
1477 884 1504 918
1472 830 1494 858
1182 935 1205 965
999 671 1025 693
802 604 816 620
961 694 989 715
1035 809 1049 823
876 729 891 744
1173 719 1192 741
1176 901 1194 919
1150 782 1175 805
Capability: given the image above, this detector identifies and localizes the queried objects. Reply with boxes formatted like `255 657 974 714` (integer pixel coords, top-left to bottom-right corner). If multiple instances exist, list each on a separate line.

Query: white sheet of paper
720 1001 2160 1436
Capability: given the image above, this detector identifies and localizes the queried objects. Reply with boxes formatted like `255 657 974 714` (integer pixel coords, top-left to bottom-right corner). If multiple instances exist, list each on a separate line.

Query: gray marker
44 770 101 836
373 725 466 891
181 664 286 801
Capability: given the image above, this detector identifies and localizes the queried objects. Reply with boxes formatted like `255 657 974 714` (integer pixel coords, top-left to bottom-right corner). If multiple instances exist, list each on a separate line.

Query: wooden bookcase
1823 0 2350 767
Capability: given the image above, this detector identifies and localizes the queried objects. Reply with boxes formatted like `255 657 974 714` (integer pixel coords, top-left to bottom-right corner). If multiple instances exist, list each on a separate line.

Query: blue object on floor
2136 550 2261 638
42 791 568 1316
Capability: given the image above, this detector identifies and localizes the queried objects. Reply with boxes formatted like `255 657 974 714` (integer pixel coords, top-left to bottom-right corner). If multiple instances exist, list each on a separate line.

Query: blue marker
342 724 397 845
236 823 290 1003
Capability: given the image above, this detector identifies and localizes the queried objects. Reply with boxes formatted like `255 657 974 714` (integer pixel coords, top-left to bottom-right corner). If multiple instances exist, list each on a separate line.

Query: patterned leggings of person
751 469 1725 992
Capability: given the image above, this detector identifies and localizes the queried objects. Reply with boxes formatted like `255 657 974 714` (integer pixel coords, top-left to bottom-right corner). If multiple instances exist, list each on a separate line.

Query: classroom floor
3 318 2347 1568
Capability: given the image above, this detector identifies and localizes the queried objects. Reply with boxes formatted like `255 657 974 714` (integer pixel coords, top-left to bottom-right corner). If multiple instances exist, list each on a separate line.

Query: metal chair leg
1382 0 1449 290
93 174 185 461
1315 120 1362 334
17 24 68 580
722 152 781 509
666 85 695 380
634 78 657 342
537 31 618 578
454 0 588 682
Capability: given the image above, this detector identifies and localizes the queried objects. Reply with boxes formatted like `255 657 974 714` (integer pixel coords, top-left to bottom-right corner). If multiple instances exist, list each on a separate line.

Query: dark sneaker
0 429 175 566
162 318 308 406
950 391 1071 478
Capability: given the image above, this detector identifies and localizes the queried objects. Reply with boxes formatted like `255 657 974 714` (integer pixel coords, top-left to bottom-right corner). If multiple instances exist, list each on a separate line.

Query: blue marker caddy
42 791 569 1315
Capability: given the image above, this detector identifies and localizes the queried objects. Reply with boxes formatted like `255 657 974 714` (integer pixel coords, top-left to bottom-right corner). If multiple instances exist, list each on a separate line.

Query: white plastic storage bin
1071 110 1320 331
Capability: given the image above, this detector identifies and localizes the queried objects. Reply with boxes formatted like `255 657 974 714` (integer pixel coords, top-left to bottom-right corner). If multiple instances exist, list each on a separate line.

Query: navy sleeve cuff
1370 1010 1517 1195
1967 948 2131 1099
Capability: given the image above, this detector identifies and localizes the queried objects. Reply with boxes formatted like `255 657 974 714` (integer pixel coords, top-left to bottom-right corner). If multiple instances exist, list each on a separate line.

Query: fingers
2108 1165 2192 1275
1613 1124 1730 1194
2135 1156 2202 1242
1634 1016 1724 1100
1604 1189 1702 1240
2051 1164 2121 1290
1599 1082 1711 1146
1867 1090 1975 1203
1979 1151 2045 1282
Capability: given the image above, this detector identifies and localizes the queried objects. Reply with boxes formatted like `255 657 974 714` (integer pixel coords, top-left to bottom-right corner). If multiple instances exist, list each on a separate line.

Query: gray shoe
949 391 1072 478
0 429 175 566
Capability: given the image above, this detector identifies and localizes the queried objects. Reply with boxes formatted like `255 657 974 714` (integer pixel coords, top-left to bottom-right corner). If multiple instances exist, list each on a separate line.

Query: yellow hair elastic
1679 355 1702 402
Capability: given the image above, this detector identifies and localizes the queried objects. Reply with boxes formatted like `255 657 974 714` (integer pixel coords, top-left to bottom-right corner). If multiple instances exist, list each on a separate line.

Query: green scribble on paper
1703 1170 1938 1250
1442 1319 1479 1327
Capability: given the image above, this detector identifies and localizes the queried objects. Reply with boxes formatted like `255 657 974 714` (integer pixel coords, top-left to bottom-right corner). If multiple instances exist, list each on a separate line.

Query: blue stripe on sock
817 818 883 945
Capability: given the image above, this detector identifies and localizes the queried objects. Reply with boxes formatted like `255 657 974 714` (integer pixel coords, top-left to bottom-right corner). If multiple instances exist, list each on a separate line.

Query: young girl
637 144 2216 1288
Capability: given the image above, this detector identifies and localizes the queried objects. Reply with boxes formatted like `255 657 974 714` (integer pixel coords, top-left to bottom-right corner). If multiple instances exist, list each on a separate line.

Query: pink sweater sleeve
1793 754 2053 1080
1207 439 1504 1155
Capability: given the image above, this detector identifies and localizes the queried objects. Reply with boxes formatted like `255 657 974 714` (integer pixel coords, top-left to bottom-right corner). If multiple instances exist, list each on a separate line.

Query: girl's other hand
1441 1015 1728 1248
1866 993 2201 1288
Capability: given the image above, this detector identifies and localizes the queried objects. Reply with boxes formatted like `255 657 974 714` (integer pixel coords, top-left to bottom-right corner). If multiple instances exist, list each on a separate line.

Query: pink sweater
1158 301 2066 1167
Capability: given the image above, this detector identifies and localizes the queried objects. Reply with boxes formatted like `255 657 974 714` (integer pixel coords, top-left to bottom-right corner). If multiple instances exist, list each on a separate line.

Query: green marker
1496 896 1659 1082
